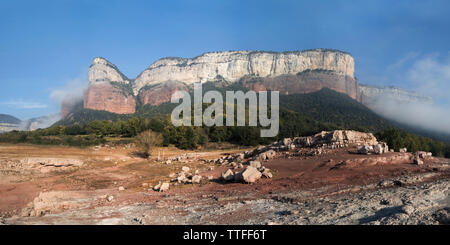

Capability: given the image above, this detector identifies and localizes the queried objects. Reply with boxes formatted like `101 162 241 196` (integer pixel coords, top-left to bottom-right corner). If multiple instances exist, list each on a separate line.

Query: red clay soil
1 146 448 219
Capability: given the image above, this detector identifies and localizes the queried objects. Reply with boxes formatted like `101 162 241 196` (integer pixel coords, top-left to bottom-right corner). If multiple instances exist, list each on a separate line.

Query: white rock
240 166 262 183
221 169 235 182
159 182 170 192
192 175 202 184
249 161 261 168
132 50 355 95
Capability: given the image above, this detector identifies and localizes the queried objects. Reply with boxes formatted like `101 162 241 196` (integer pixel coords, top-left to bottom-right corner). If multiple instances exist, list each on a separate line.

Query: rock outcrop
83 57 136 114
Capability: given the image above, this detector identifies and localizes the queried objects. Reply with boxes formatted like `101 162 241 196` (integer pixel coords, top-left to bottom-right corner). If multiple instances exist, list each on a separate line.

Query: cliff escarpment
81 49 358 115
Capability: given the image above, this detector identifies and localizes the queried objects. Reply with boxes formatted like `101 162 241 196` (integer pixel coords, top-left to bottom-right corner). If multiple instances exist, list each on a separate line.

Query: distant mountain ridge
0 114 21 124
0 114 60 133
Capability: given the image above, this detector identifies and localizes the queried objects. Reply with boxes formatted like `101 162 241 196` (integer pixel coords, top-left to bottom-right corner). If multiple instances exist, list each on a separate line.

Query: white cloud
49 76 87 104
2 99 48 109
407 52 450 99
366 52 450 134
370 97 450 134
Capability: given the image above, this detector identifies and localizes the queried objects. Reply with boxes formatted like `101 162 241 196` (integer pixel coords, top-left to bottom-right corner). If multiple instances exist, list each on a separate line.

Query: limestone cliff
133 49 354 95
82 49 357 114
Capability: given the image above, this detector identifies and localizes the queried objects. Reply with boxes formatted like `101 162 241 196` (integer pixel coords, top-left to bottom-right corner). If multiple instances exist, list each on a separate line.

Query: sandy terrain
0 143 449 225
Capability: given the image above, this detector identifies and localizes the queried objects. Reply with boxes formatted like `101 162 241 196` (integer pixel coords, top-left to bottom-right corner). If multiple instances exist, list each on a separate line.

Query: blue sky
1 0 449 119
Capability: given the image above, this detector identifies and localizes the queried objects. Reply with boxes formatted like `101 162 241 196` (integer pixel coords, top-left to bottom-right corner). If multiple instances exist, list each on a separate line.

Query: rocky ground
0 131 449 225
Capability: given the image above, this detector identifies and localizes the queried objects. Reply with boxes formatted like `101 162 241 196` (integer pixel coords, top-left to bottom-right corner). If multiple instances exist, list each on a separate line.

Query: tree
135 130 163 158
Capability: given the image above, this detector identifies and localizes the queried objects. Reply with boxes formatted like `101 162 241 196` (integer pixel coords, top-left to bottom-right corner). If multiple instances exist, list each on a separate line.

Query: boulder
358 145 371 154
373 144 384 155
177 173 188 183
221 169 234 182
240 166 262 183
261 169 273 178
249 161 262 168
159 182 169 192
191 175 202 184
415 151 432 159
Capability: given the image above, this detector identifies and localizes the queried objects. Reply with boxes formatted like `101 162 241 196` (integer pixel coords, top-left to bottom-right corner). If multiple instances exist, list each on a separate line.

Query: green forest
1 88 449 158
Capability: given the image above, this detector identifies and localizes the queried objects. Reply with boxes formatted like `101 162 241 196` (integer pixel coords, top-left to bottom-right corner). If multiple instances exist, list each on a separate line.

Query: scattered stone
118 186 125 191
192 175 202 184
106 195 114 202
159 182 170 192
165 160 171 164
182 166 190 172
153 182 161 191
177 173 188 183
141 183 148 188
378 180 391 187
399 148 408 153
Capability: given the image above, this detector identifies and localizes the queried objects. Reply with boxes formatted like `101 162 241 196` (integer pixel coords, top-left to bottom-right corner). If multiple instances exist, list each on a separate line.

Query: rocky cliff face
133 49 354 95
84 82 136 114
138 81 188 107
241 69 359 100
84 57 136 114
82 49 357 114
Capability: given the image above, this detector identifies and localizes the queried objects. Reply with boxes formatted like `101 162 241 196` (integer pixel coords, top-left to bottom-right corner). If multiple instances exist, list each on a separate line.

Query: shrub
135 130 163 158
